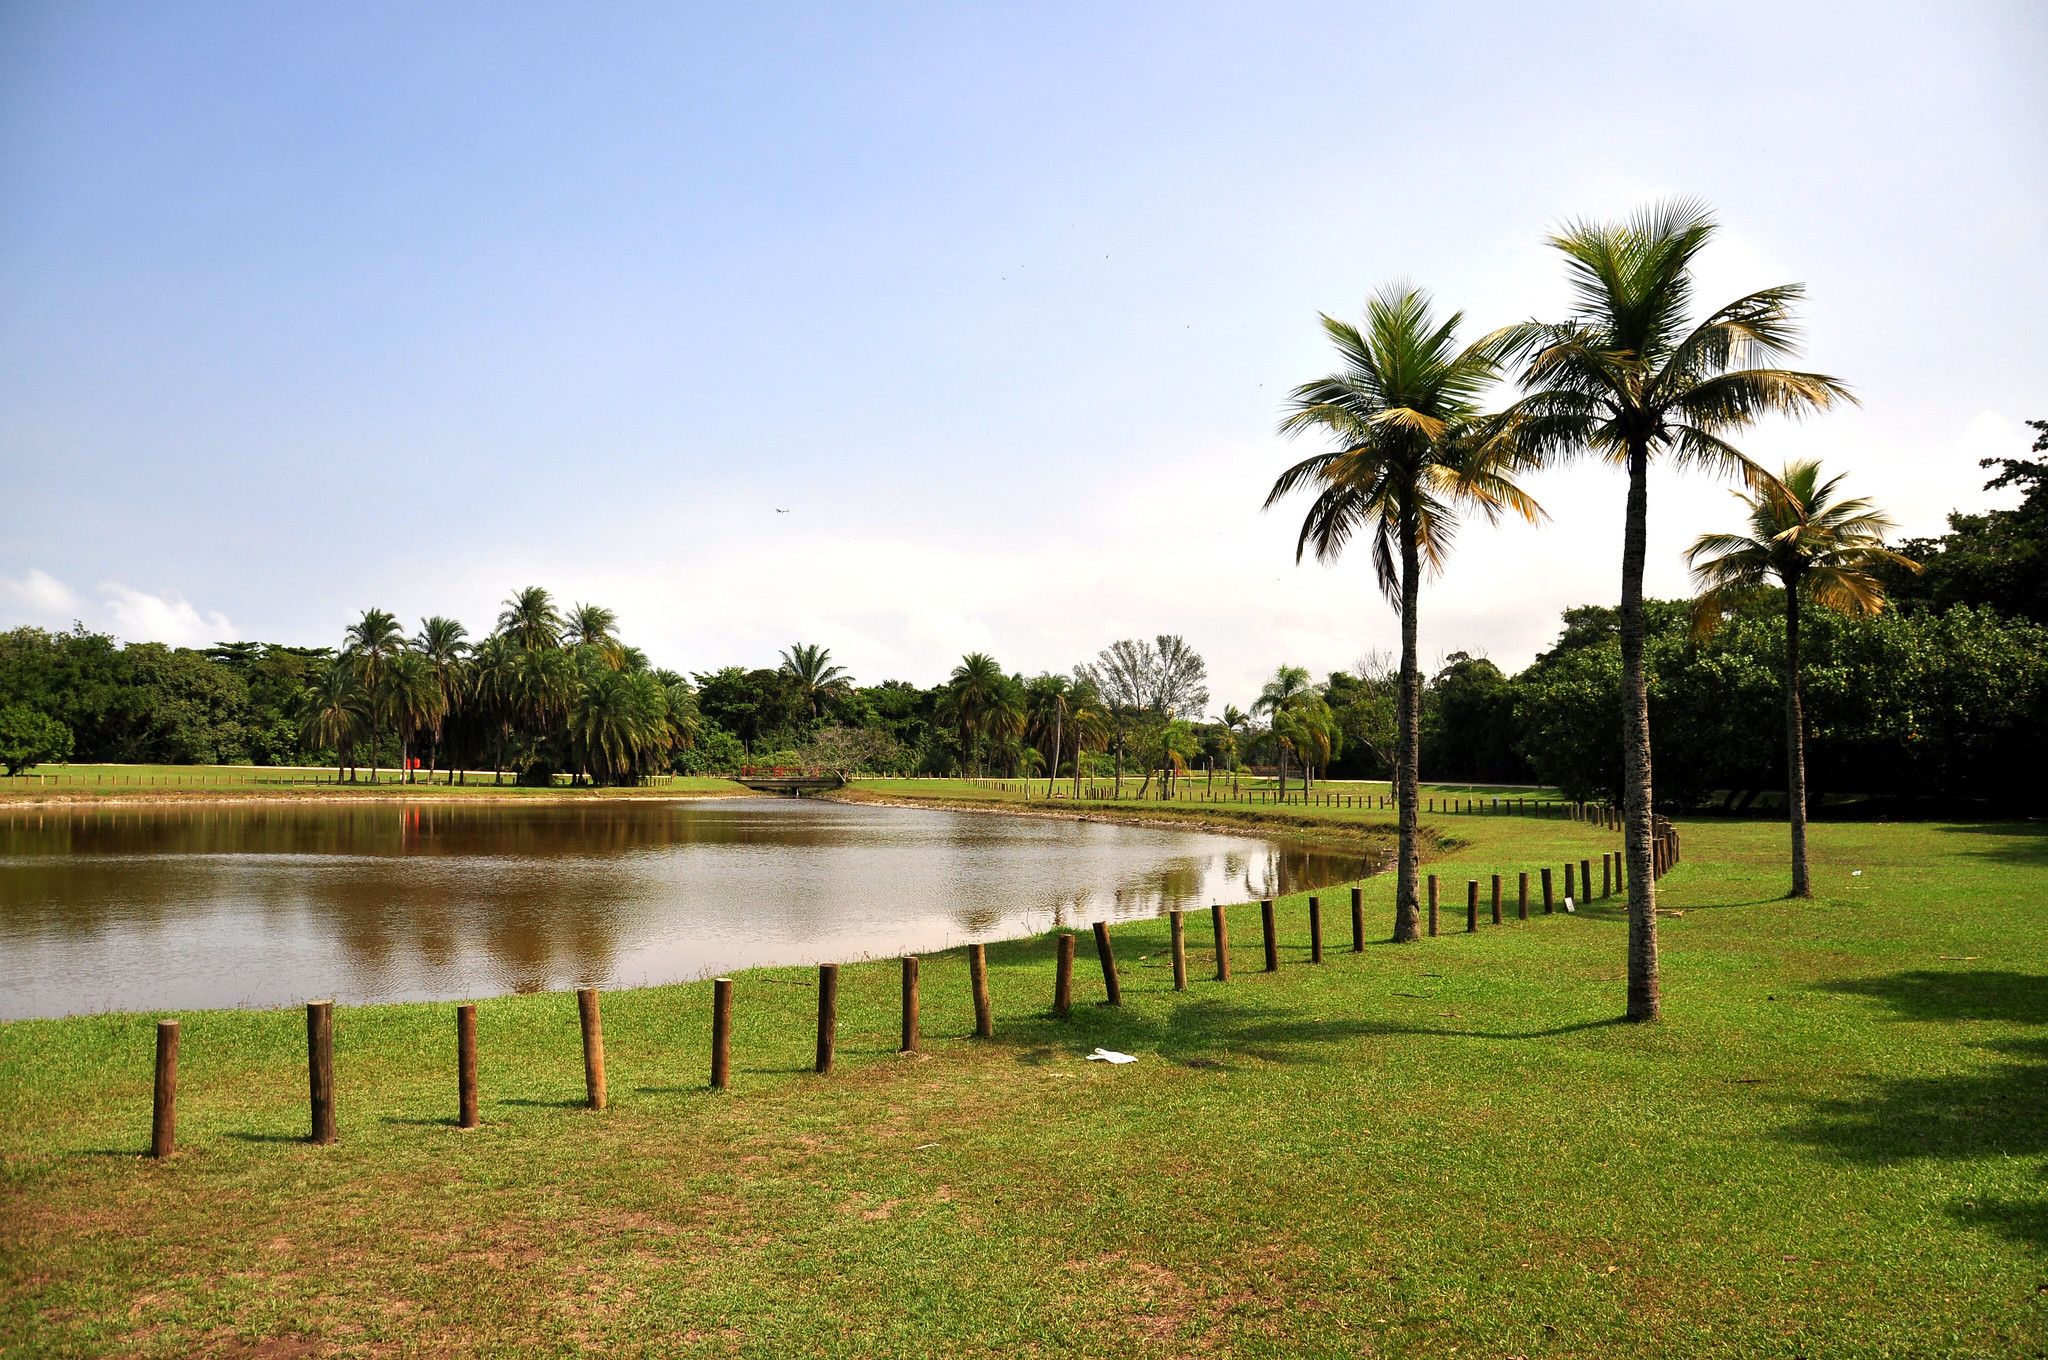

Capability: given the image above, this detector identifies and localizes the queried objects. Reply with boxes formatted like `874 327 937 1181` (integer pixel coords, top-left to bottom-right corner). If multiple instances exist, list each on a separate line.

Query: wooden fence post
457 1004 478 1129
1261 900 1278 971
1351 886 1364 952
1212 905 1230 982
577 987 606 1110
1054 933 1075 1016
152 1019 179 1158
711 977 733 1088
1427 876 1439 937
1466 880 1478 933
969 945 993 1039
1518 871 1529 920
1309 896 1323 963
901 956 922 1051
1602 854 1611 898
1170 910 1187 991
1564 862 1576 908
1541 868 1554 914
1093 921 1121 1005
1490 874 1502 926
306 1000 336 1145
1581 859 1593 908
816 964 838 1073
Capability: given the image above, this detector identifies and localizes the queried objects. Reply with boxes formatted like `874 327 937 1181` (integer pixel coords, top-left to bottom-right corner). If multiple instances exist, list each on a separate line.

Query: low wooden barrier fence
140 824 1685 1155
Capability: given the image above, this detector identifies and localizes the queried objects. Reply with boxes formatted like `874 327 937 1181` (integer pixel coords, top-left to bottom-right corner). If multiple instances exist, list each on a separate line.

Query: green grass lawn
3 795 2045 1357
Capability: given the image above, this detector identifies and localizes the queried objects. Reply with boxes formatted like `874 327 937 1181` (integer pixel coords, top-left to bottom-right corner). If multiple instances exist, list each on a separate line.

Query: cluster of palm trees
1269 200 1906 1022
295 588 698 785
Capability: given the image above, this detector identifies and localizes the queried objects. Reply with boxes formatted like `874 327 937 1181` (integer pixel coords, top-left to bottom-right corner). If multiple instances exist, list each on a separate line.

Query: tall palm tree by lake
1686 460 1917 898
947 653 1004 775
1496 202 1851 1019
296 660 366 782
1269 284 1538 943
343 608 405 783
414 616 468 782
779 643 851 719
381 651 445 783
1251 665 1315 799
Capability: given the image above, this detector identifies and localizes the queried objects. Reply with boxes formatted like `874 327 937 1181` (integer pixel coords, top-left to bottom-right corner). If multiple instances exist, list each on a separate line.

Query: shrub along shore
2 789 2044 1356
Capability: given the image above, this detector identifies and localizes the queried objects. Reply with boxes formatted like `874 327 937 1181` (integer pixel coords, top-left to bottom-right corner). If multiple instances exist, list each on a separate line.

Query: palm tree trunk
1393 503 1423 943
1114 735 1123 796
1784 581 1811 897
1047 708 1062 798
1278 743 1287 800
1620 440 1661 1021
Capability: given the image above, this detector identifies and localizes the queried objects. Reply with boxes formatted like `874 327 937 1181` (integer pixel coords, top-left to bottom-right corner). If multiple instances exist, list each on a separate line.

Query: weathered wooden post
1309 896 1323 963
1541 868 1554 914
1466 880 1479 933
306 1000 336 1145
1602 854 1611 898
816 963 838 1073
1564 862 1576 908
1351 886 1364 952
1212 905 1230 981
1054 933 1075 1015
1427 875 1439 937
152 1018 179 1158
969 945 993 1038
1260 900 1278 971
457 1004 479 1129
711 977 733 1088
577 987 606 1110
1581 859 1593 907
901 956 922 1051
1490 874 1502 926
1169 910 1187 991
1518 871 1529 920
1093 921 1121 1005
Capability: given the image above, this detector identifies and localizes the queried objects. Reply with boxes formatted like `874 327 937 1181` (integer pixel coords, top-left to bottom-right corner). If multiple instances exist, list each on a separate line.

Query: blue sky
2 2 2042 706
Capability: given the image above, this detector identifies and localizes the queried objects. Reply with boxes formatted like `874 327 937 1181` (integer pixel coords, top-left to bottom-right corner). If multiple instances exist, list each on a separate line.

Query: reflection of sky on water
0 799 1378 1019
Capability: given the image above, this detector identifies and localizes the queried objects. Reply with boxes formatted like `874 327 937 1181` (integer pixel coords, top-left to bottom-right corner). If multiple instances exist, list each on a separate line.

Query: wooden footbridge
735 766 845 796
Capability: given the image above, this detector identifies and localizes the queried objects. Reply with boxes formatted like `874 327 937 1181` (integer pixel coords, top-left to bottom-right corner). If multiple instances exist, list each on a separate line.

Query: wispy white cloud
0 568 80 619
94 583 235 648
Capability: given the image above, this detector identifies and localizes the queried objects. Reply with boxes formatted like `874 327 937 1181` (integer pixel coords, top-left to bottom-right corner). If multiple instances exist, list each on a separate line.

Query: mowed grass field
3 789 2045 1357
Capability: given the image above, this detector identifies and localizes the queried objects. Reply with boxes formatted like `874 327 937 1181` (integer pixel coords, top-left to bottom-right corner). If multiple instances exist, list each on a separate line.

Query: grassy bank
3 801 2046 1357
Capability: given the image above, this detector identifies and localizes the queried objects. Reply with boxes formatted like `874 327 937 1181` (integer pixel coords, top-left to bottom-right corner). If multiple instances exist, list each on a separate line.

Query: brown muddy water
0 799 1377 1020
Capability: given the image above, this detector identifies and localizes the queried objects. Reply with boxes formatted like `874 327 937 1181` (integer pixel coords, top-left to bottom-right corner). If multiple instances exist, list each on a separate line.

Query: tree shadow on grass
999 997 1625 1069
223 1131 308 1144
1929 822 2048 867
498 1097 590 1110
1780 969 2048 1250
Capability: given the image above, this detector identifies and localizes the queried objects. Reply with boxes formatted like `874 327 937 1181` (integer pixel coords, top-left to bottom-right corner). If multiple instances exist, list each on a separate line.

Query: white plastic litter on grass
1085 1049 1138 1064
1563 897 1575 913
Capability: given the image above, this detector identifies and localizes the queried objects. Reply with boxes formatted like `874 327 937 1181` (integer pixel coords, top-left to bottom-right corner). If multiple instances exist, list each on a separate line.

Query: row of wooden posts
144 827 1684 1157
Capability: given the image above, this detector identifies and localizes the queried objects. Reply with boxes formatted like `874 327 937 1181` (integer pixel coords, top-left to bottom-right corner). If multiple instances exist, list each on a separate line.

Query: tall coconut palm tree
1494 202 1851 1020
780 643 852 719
498 587 563 652
1269 283 1538 944
344 608 405 783
947 653 1003 775
297 660 367 782
414 616 468 783
1686 460 1917 897
566 603 625 670
381 651 445 783
983 676 1028 777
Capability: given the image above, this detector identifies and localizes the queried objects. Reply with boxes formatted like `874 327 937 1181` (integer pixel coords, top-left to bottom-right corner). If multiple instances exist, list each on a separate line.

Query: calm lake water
0 798 1376 1020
